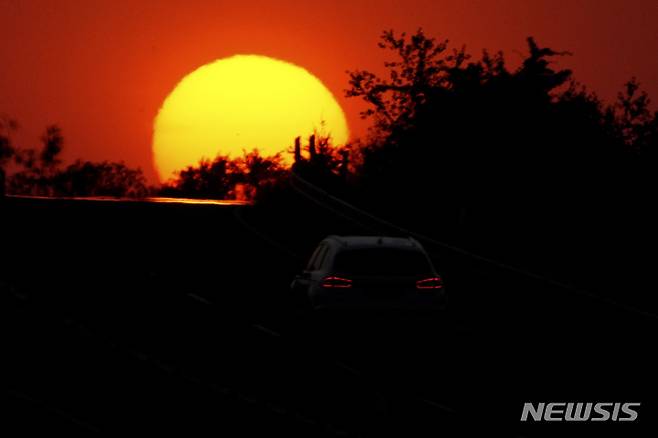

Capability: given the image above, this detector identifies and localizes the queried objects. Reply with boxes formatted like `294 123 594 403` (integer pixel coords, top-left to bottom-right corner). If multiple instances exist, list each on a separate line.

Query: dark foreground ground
2 193 657 437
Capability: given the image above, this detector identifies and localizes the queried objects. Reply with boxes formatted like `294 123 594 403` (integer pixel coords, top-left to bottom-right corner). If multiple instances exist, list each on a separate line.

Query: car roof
324 235 422 250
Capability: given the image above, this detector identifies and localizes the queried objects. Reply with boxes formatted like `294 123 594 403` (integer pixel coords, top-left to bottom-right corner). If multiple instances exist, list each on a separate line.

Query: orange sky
2 0 657 183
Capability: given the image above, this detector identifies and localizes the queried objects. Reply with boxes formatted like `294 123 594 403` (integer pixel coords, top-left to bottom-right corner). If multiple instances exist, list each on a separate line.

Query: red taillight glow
321 276 353 288
416 276 443 290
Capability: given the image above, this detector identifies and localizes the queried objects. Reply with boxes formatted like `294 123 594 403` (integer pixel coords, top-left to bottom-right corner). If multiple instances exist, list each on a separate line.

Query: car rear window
333 248 432 276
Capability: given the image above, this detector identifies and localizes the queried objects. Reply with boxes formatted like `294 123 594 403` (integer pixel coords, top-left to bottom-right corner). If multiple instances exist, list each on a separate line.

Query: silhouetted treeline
161 134 352 201
345 31 655 221
0 123 148 197
348 31 655 277
260 29 657 305
158 149 287 200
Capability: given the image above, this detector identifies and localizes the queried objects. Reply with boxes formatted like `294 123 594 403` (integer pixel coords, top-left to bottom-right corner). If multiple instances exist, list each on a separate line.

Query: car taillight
416 276 443 290
321 276 353 288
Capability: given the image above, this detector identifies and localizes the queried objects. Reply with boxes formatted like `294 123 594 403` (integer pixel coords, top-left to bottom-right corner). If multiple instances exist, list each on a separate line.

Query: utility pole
294 136 301 163
308 135 316 161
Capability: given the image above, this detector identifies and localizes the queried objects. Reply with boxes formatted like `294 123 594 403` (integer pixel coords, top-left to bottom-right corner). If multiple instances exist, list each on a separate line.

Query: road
2 191 656 437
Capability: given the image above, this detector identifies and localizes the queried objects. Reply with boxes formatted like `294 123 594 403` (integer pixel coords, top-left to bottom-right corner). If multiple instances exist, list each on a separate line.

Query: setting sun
152 55 349 181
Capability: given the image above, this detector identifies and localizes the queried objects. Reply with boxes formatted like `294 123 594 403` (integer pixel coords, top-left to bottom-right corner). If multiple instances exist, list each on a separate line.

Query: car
291 235 446 311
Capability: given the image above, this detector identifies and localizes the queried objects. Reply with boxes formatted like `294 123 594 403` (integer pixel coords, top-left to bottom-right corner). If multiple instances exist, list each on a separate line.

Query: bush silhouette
6 124 148 198
160 149 287 201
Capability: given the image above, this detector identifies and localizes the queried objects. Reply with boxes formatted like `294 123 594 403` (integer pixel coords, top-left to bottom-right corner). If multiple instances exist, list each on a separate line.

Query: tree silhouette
6 124 148 198
9 125 64 195
340 28 657 298
0 117 17 167
613 78 658 155
0 117 18 197
232 149 287 200
52 160 148 197
160 150 287 201
345 32 578 216
346 29 461 136
159 155 236 199
39 125 63 172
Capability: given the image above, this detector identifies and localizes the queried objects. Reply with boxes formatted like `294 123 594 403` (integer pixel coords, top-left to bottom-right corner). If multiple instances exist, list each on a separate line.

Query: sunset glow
153 55 349 181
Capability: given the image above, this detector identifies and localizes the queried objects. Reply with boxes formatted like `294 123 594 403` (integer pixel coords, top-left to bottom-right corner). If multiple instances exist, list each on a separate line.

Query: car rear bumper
309 287 446 312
